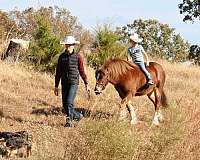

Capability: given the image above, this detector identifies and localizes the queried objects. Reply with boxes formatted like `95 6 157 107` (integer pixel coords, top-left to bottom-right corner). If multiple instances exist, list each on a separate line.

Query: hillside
0 60 200 160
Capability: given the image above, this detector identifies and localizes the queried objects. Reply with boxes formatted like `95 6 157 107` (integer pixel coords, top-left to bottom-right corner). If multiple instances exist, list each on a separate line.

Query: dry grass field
0 59 200 160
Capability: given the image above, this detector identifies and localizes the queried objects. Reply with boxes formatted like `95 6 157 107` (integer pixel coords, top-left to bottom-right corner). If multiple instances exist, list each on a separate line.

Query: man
54 35 90 127
127 33 154 85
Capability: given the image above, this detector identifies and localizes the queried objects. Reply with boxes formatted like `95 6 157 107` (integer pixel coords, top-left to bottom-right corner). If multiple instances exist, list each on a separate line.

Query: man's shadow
31 106 114 120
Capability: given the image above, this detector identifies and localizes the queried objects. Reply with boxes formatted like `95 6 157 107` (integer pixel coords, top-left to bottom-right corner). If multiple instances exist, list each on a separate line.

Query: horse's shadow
31 106 114 120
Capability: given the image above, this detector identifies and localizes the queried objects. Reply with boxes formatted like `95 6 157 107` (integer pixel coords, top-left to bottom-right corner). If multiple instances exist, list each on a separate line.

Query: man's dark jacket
55 50 88 87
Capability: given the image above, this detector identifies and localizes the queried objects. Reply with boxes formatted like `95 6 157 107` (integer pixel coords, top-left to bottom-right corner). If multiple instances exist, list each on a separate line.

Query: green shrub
28 16 63 72
87 24 126 67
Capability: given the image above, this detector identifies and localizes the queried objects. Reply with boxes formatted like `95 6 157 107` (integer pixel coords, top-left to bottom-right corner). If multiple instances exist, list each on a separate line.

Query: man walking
54 35 89 127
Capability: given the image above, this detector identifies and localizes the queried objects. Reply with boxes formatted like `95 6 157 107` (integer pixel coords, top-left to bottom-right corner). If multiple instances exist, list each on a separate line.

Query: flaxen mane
101 58 138 79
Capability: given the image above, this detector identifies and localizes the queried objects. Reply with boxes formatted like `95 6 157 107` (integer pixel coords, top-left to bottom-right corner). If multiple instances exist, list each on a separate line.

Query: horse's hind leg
147 90 155 105
148 88 163 126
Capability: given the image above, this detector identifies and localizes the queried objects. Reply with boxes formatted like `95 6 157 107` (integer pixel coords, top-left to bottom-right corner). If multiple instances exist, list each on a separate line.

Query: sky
1 0 200 45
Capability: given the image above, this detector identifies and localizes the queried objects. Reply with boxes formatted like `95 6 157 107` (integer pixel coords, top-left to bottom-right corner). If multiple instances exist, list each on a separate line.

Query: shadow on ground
31 106 114 120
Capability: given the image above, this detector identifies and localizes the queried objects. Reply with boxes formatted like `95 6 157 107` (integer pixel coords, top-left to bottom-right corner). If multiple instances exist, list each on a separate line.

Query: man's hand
85 84 91 99
85 84 91 93
146 61 150 66
54 87 59 96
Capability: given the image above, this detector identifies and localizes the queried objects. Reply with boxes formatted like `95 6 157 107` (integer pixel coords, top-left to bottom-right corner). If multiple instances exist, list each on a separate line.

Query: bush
28 16 63 72
87 24 126 67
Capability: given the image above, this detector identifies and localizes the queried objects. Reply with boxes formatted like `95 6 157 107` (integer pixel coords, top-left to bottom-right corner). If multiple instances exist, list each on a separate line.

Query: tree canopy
0 6 93 70
28 16 63 72
179 0 200 21
189 45 200 64
118 19 190 62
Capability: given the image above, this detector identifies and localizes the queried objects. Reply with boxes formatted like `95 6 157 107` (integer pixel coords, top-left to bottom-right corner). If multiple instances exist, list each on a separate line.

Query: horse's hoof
119 110 128 120
131 119 138 125
158 116 164 122
159 118 164 123
118 117 127 122
152 120 159 126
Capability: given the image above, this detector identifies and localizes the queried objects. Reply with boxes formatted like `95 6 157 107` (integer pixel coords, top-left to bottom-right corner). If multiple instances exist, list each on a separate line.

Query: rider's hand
146 61 150 66
54 87 59 96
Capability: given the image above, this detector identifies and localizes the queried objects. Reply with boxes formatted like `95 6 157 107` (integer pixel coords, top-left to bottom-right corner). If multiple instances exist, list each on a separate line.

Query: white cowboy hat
60 35 80 45
129 33 142 43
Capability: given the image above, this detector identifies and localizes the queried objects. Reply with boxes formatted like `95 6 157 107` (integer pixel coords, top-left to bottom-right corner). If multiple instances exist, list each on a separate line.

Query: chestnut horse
94 58 167 126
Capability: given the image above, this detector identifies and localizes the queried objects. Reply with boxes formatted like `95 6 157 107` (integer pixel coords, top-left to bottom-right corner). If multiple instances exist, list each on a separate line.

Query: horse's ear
94 64 100 70
96 65 99 70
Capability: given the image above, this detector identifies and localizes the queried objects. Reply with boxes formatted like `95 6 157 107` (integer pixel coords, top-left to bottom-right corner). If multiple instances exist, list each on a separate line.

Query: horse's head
94 68 109 95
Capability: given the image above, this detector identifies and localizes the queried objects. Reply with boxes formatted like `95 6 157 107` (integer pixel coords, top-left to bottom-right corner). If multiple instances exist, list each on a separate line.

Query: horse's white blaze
128 101 137 125
96 73 100 80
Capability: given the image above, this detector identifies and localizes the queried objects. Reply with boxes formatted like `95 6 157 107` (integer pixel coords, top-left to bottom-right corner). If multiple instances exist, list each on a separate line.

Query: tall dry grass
0 59 199 160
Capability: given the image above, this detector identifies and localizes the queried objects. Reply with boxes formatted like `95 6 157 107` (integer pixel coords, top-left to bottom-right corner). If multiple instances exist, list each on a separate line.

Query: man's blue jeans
62 84 81 121
135 61 152 81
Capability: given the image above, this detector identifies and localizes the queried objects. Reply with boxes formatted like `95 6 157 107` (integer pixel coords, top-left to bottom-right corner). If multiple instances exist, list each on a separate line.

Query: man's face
65 44 75 52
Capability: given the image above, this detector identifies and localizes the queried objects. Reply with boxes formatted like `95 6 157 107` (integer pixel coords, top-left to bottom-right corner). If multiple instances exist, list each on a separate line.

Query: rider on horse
127 33 154 85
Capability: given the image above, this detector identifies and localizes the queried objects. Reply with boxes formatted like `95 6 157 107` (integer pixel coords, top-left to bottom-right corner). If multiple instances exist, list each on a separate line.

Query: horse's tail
160 90 168 108
152 62 168 108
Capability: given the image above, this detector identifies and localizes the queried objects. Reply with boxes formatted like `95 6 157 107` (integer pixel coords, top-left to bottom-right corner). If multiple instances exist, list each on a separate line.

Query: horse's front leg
127 100 137 125
119 97 128 120
119 92 137 125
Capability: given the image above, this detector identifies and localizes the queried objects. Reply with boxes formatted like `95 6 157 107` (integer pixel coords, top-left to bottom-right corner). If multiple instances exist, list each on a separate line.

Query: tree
0 6 93 71
0 10 19 54
0 10 18 44
8 6 93 57
9 6 78 40
178 0 200 21
87 24 126 67
118 19 190 62
28 16 63 72
0 10 18 39
189 45 200 64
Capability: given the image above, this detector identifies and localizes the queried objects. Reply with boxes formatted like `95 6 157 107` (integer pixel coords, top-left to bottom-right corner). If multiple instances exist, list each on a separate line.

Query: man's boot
64 117 73 127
